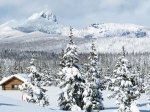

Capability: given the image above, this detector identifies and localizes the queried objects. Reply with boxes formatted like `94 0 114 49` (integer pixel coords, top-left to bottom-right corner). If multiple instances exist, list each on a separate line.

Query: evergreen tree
83 42 104 112
145 73 150 107
41 69 54 86
20 58 49 107
58 27 85 111
105 66 112 90
57 49 65 83
108 47 143 112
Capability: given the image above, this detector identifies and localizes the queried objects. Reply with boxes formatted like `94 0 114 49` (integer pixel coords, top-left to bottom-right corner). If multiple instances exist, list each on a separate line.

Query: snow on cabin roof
0 74 28 85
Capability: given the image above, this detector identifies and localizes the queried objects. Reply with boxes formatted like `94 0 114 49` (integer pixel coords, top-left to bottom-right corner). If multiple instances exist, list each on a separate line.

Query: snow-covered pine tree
108 46 143 112
58 27 85 111
105 66 113 90
83 41 104 112
41 69 54 86
132 66 145 94
57 49 65 84
20 58 49 107
145 72 150 107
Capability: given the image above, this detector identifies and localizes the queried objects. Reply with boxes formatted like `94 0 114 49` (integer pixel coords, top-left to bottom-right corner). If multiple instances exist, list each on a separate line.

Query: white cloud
0 0 150 28
0 0 26 7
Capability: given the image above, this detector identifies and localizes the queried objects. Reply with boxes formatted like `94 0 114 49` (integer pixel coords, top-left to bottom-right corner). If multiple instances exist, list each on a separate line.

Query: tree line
0 49 150 80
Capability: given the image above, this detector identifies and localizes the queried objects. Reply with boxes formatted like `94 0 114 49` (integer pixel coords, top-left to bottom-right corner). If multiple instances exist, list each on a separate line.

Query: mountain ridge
0 11 150 53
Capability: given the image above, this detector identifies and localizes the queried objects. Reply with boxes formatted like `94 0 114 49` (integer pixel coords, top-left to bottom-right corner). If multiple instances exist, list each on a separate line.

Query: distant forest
0 49 150 80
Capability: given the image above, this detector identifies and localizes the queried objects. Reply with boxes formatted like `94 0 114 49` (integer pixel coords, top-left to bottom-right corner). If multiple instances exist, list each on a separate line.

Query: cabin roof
0 74 28 85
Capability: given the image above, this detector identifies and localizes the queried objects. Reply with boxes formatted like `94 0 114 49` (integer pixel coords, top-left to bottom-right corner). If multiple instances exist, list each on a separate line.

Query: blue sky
0 0 149 28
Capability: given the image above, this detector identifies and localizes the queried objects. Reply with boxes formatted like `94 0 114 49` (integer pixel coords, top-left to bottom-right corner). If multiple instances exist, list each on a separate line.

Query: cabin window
12 84 19 89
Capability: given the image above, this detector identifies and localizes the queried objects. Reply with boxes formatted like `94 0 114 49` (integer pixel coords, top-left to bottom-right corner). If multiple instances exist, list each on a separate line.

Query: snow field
0 87 149 112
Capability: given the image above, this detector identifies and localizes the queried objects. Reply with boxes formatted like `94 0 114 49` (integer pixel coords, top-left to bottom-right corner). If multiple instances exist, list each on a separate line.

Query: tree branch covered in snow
83 42 104 112
58 28 85 111
108 48 144 112
20 58 49 107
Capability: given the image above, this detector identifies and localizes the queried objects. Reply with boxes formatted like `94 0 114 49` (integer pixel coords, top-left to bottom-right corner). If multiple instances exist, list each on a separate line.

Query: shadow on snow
0 103 18 106
104 106 118 110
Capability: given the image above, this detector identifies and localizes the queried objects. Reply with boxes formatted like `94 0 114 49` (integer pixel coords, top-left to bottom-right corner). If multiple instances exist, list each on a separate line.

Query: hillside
79 23 149 38
0 11 150 53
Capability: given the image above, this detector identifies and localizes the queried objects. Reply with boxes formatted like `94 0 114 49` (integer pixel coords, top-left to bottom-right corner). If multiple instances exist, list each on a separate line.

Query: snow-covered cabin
0 74 28 90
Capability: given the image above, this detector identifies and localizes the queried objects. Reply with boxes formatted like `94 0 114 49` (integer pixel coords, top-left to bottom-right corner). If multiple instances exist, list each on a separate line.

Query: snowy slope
0 87 149 112
0 87 65 112
0 96 56 112
80 37 150 53
79 23 149 38
0 11 150 53
0 25 24 38
13 11 74 36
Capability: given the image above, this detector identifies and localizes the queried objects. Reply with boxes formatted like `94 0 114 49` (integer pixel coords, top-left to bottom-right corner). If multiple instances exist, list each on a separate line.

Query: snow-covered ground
0 86 149 112
0 86 65 112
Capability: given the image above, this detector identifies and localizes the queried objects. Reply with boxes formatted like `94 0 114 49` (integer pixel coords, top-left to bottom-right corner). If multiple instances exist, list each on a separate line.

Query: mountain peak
28 10 57 23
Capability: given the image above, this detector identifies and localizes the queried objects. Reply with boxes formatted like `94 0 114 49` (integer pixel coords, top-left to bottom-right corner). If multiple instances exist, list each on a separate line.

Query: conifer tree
58 27 85 111
108 47 143 112
105 66 112 90
83 41 104 112
57 49 65 83
20 58 49 107
145 73 150 107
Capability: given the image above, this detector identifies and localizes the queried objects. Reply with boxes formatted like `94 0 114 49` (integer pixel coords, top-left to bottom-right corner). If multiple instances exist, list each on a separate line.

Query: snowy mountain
0 11 150 53
78 23 149 38
13 11 70 36
2 11 149 38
